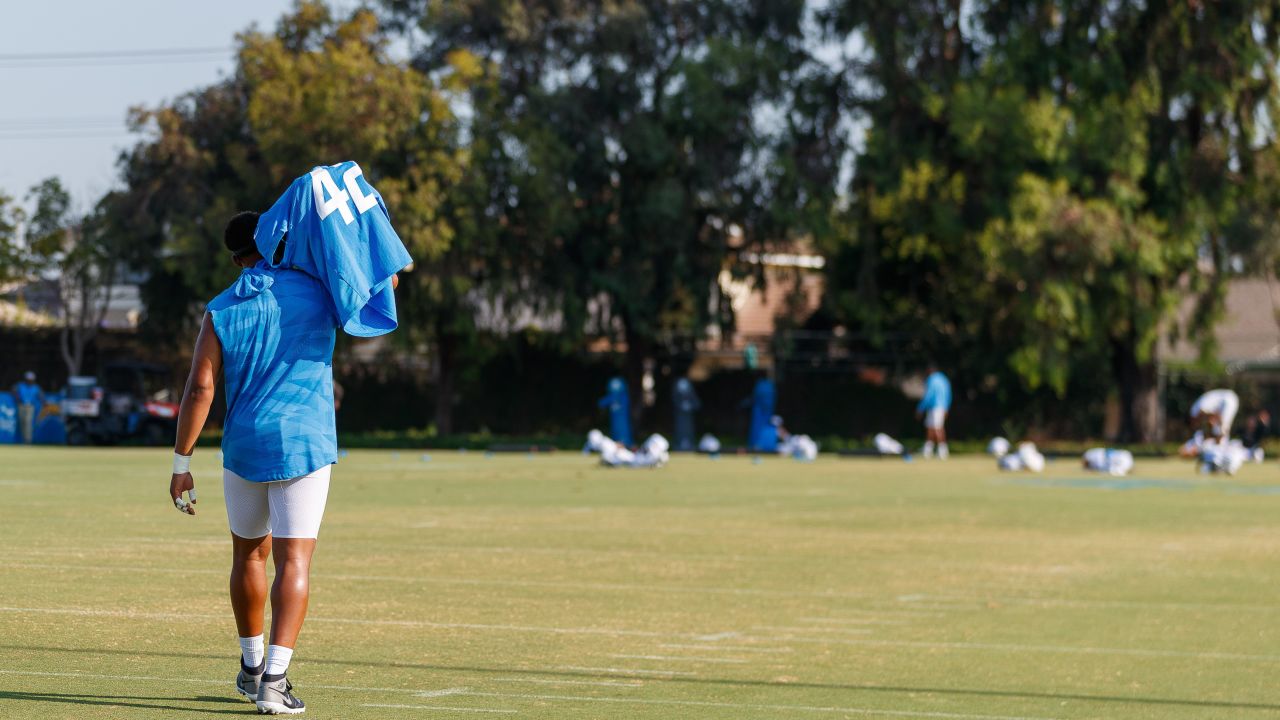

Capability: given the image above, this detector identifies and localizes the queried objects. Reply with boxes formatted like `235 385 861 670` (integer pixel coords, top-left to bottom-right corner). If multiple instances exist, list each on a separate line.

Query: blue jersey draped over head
208 263 339 482
254 161 413 338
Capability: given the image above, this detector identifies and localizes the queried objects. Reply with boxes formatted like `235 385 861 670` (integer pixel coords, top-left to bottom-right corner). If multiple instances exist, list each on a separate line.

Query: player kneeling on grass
997 442 1045 473
169 212 391 715
1082 448 1134 476
1199 438 1250 475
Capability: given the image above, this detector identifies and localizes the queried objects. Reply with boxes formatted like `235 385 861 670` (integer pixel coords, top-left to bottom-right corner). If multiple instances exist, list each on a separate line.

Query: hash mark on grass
492 678 643 688
365 704 517 714
555 665 697 677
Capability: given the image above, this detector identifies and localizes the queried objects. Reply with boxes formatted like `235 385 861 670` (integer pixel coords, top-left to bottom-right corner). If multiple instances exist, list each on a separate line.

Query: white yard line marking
0 606 704 640
8 605 1278 663
416 687 470 698
0 670 226 687
0 561 859 600
659 643 793 654
754 625 874 635
555 666 697 677
858 608 948 617
695 631 741 641
71 539 761 563
0 669 442 696
895 593 1280 613
14 559 1266 613
798 617 910 626
365 704 517 714
741 635 1280 662
461 691 1061 720
491 677 643 688
608 654 748 664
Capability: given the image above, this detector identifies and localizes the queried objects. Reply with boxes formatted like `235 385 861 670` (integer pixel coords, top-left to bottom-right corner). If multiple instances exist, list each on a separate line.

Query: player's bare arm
170 312 223 515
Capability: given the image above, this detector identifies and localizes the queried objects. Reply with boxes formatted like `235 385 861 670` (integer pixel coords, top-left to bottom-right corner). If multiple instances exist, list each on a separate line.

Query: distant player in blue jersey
13 371 43 444
169 212 400 715
598 377 633 446
747 374 777 452
916 363 952 459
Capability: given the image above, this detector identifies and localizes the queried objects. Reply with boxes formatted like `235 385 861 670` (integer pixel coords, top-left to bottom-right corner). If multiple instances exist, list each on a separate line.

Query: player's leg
935 412 949 459
1221 407 1237 440
922 410 939 458
18 405 33 444
258 466 331 715
230 534 271 638
223 470 272 700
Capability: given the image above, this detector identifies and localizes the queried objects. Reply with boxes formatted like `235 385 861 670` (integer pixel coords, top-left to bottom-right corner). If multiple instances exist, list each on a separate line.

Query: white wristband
173 452 192 474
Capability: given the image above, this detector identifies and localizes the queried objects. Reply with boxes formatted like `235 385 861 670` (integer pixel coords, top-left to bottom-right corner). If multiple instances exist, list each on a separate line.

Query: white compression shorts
924 407 947 430
223 465 332 539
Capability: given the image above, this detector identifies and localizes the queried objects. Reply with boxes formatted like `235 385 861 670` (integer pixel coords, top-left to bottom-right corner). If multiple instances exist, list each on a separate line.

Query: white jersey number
311 165 378 225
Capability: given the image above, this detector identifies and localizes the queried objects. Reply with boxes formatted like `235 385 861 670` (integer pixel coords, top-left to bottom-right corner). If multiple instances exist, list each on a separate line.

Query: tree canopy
16 0 1280 439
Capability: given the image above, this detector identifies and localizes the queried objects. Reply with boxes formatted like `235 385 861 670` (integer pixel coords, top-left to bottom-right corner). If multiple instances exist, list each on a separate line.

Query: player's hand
170 473 197 515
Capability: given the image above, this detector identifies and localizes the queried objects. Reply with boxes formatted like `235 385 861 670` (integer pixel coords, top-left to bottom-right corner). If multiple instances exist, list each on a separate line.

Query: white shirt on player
1190 389 1239 438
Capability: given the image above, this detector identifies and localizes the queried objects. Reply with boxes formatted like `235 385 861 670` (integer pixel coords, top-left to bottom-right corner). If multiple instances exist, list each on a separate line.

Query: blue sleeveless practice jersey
208 263 338 482
254 161 413 338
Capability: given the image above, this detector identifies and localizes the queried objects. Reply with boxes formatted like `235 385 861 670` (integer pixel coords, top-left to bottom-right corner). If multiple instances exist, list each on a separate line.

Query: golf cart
62 361 178 446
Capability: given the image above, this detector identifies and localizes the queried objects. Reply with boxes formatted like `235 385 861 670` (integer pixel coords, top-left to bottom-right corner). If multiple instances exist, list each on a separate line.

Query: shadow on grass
0 690 250 715
5 642 1278 713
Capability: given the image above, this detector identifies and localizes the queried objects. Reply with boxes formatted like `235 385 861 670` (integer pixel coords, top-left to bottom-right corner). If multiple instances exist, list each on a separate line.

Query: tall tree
0 193 25 284
25 178 121 376
104 1 483 432
390 0 815 421
820 0 1280 440
237 2 477 432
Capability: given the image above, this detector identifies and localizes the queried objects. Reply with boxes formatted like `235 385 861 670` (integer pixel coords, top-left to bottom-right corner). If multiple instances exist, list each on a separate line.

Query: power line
0 117 123 129
0 131 139 142
0 46 232 61
0 46 233 69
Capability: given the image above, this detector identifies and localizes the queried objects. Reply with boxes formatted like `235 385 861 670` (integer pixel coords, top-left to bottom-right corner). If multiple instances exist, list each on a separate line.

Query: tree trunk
1112 333 1161 442
60 325 81 377
622 322 651 434
434 330 458 435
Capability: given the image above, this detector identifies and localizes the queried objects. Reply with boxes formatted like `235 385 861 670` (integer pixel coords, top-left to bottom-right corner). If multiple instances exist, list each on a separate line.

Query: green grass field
3 447 1280 719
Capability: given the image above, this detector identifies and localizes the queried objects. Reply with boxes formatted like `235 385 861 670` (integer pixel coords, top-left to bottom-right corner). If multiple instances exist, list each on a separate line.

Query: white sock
938 443 949 459
239 635 265 669
923 441 935 458
264 644 294 677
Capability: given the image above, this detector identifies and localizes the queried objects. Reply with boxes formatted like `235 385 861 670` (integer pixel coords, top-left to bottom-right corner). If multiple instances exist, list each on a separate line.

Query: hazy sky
0 0 298 209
